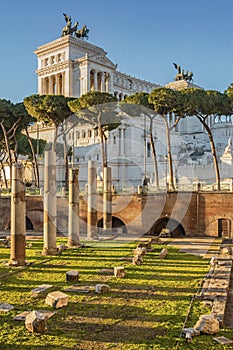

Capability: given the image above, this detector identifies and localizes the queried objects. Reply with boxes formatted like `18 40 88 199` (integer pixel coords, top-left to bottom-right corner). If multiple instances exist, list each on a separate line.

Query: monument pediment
90 54 116 69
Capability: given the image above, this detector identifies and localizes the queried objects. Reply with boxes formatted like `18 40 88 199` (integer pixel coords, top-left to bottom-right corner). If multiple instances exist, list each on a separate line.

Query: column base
8 259 26 267
42 247 59 256
67 239 82 248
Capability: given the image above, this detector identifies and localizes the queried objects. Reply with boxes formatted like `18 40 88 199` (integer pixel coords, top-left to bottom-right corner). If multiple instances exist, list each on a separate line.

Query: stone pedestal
95 284 111 294
68 168 80 247
66 270 79 283
45 291 69 308
25 310 47 333
9 163 26 266
114 266 126 278
42 151 57 256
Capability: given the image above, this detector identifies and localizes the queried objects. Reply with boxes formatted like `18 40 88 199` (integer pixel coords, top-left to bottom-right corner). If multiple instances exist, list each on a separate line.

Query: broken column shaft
43 150 57 255
103 166 112 230
9 163 26 266
68 167 80 247
87 160 97 240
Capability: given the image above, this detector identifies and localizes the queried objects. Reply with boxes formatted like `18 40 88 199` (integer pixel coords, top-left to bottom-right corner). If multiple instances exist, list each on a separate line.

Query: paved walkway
164 237 222 258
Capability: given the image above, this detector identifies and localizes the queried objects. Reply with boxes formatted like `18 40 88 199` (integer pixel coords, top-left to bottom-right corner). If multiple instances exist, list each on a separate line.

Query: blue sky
1 0 233 102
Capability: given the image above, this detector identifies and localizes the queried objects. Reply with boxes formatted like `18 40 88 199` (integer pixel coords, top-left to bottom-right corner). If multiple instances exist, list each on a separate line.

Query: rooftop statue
173 63 194 82
61 13 89 40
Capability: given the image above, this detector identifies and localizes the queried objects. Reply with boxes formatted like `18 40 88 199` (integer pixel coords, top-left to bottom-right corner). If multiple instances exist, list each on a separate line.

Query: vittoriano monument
173 63 194 82
61 13 89 39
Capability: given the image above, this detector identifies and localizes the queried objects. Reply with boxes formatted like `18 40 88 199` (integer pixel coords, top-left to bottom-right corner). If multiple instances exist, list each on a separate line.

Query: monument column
55 75 60 95
49 76 53 94
68 168 80 247
107 73 113 94
94 70 98 91
101 72 106 92
103 167 112 230
9 163 26 266
43 150 58 255
87 160 98 240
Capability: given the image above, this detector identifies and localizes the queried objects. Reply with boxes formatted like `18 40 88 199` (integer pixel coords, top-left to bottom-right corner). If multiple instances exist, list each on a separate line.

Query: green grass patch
0 238 224 350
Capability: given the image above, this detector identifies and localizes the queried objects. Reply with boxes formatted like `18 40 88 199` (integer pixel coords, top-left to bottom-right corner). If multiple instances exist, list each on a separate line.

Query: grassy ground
0 239 231 350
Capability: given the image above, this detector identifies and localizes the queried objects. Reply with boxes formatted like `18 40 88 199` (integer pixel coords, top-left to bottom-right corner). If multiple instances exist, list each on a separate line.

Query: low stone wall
198 245 232 326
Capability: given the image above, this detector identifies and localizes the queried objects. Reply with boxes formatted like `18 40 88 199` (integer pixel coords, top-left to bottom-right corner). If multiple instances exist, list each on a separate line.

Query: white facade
35 35 159 100
33 35 233 189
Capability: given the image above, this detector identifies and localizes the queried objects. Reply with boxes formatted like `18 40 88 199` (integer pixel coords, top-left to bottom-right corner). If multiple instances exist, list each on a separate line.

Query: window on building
82 130 86 138
97 154 99 161
76 130 80 139
113 136 116 145
147 142 151 158
88 129 92 137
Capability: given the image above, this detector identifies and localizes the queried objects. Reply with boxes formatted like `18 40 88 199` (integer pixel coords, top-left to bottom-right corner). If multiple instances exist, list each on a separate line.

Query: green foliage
68 91 119 131
121 92 155 119
17 134 46 158
148 88 182 116
180 88 231 118
23 94 73 127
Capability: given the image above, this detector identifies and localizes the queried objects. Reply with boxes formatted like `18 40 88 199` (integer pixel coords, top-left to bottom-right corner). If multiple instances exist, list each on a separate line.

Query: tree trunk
25 127 39 187
149 118 159 187
0 123 13 184
98 114 106 170
62 135 69 191
197 116 221 190
162 114 175 191
0 157 8 188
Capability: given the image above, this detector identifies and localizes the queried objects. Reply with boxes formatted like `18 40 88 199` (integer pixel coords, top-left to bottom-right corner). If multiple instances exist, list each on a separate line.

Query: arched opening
97 216 127 234
150 217 186 237
6 217 34 231
26 217 33 231
218 218 231 238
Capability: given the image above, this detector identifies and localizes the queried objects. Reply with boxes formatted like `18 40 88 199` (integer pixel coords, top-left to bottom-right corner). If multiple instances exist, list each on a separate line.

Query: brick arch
5 216 34 231
149 217 186 237
97 216 127 234
205 216 232 237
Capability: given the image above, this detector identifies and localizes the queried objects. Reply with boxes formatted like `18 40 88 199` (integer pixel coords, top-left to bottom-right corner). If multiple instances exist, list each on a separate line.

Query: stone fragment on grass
0 303 14 313
14 310 56 321
210 256 217 266
64 285 93 293
45 291 69 308
58 244 67 253
213 336 233 344
31 284 53 294
132 254 143 265
158 248 168 259
220 247 232 256
97 268 114 275
25 310 47 333
95 284 111 294
133 247 146 256
182 327 200 337
66 270 79 283
114 266 126 278
119 257 132 261
194 314 219 334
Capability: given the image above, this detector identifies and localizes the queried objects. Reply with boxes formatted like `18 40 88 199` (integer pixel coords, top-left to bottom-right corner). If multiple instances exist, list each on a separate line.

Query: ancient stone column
103 167 112 230
9 163 26 266
68 168 80 247
42 150 57 255
87 160 98 240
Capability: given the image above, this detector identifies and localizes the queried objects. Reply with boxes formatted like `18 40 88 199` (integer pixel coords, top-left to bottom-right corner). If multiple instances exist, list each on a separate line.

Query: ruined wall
0 192 232 237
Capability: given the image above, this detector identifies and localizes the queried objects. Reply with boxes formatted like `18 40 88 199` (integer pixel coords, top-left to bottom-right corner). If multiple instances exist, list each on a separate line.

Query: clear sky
1 0 233 103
